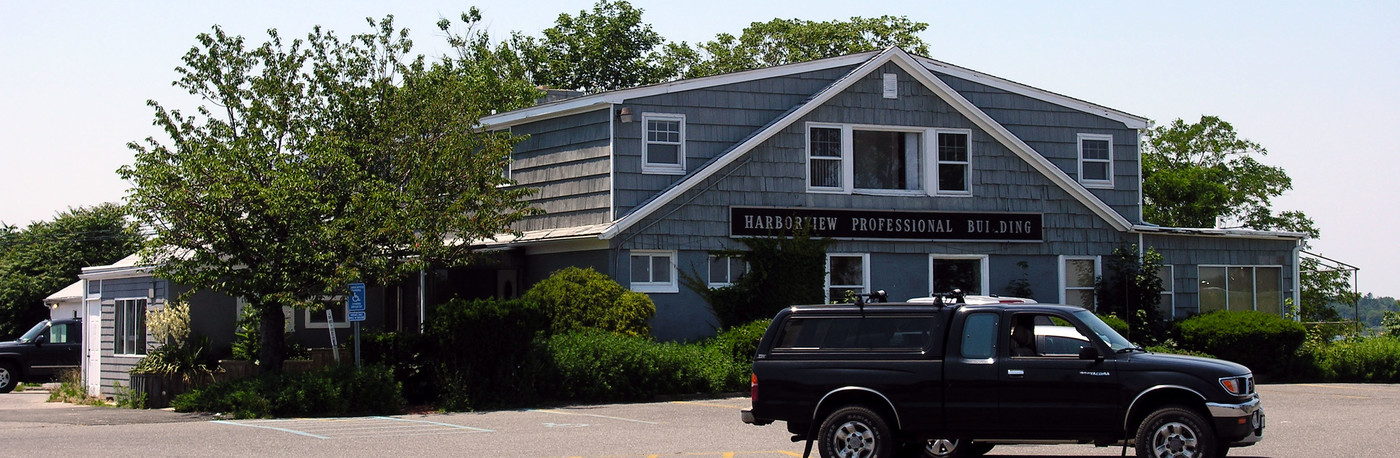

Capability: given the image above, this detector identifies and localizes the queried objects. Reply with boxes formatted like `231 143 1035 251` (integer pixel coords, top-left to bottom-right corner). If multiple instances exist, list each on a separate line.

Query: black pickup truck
741 296 1263 458
0 319 82 393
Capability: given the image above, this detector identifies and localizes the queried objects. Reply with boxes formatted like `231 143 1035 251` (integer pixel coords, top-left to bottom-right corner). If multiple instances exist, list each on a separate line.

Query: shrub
682 231 831 329
172 364 403 419
523 267 655 337
544 329 739 403
1176 310 1306 379
1301 336 1400 382
425 298 551 410
702 319 770 389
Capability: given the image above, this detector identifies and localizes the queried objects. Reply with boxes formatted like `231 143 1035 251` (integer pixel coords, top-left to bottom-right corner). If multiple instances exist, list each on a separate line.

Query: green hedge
1300 336 1400 382
172 364 403 419
544 329 742 402
1176 311 1305 379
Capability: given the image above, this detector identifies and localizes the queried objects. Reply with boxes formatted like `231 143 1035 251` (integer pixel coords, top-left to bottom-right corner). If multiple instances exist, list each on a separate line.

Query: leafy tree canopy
1142 115 1317 238
0 204 139 338
119 15 539 370
503 1 931 92
679 16 931 78
512 0 674 93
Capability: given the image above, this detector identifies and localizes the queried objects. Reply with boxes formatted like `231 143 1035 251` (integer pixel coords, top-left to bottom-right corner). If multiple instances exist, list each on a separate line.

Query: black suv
742 295 1263 458
0 319 82 393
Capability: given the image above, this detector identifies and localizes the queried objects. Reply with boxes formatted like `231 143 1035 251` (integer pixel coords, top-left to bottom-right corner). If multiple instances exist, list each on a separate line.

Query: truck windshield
1072 310 1136 351
17 320 48 343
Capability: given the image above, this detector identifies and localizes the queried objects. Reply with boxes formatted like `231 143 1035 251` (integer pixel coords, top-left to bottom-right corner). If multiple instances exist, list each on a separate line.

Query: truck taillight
750 373 759 401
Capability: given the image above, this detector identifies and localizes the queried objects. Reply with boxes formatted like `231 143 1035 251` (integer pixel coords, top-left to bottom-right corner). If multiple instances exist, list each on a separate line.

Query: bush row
172 364 403 419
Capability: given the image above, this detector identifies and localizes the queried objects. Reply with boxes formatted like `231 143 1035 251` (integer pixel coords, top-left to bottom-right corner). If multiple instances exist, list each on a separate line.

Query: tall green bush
1176 310 1305 379
425 297 551 410
523 267 655 337
172 364 403 419
682 229 831 329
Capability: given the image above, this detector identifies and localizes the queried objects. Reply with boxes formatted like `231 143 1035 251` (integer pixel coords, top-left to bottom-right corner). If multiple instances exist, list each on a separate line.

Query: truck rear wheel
1135 406 1219 458
818 405 894 458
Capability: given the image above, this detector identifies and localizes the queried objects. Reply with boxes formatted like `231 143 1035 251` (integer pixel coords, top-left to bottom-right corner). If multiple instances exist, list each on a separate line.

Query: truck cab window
961 313 998 359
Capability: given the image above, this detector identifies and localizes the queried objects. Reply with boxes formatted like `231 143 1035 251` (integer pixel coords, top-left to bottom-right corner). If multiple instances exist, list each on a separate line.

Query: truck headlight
1219 374 1254 396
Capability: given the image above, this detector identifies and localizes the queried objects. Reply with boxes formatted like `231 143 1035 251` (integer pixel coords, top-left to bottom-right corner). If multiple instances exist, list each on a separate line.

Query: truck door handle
1008 369 1025 378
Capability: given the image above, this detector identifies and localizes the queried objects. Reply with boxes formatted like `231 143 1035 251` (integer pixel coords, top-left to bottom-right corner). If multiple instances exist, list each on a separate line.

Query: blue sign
347 282 366 322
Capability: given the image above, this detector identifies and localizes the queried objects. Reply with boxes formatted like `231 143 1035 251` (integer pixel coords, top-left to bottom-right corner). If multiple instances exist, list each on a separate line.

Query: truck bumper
1206 396 1265 446
741 409 773 426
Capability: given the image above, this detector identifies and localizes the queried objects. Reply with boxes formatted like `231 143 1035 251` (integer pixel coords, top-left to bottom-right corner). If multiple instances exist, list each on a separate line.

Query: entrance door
497 270 519 299
84 298 102 395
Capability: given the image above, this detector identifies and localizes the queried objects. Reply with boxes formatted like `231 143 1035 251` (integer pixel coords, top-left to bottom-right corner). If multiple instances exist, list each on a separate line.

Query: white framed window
929 254 989 295
935 130 971 195
306 301 350 329
630 250 678 293
642 113 685 174
826 253 869 303
806 123 928 195
86 279 101 299
1077 133 1114 188
1059 256 1100 309
1198 265 1283 315
708 254 748 287
1158 265 1175 319
113 298 148 356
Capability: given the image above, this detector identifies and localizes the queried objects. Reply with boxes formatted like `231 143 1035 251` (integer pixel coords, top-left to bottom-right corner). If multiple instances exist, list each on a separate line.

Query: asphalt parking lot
3 383 1398 456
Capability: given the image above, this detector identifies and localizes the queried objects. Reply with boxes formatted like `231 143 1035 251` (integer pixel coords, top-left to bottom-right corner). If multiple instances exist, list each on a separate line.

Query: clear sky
3 1 1396 296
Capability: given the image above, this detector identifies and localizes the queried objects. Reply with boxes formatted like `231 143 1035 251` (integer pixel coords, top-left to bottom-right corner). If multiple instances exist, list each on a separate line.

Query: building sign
729 207 1042 242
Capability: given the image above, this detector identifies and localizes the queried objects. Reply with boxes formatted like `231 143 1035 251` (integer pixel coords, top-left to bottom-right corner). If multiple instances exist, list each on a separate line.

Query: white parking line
212 416 492 439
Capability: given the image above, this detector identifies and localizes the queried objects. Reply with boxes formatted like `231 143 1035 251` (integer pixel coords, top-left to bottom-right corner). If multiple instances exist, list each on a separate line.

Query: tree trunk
258 304 286 374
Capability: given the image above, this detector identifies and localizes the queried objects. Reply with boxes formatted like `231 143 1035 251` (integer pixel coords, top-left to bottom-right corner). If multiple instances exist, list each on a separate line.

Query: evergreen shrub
523 267 655 337
544 329 739 402
1176 310 1305 379
1301 336 1400 382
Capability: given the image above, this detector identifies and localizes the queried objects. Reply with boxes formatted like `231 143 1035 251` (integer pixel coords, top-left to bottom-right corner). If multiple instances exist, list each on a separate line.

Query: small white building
44 280 83 320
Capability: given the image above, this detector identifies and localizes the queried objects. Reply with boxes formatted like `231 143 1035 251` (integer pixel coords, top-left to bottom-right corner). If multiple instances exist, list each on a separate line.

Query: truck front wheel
818 405 894 458
1135 406 1220 458
0 361 17 393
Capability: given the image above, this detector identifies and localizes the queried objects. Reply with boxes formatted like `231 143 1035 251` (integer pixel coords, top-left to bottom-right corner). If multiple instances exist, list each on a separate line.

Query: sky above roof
3 1 1395 296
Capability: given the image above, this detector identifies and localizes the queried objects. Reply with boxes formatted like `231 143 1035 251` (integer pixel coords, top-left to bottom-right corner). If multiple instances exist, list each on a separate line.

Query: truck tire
0 361 17 393
818 405 894 458
1135 406 1219 458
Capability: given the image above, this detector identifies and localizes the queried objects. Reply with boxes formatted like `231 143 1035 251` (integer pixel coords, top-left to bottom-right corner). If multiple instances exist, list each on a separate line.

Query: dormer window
643 113 685 174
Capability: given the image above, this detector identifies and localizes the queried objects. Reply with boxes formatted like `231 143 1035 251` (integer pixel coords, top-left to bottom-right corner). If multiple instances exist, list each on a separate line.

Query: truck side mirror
1078 346 1102 361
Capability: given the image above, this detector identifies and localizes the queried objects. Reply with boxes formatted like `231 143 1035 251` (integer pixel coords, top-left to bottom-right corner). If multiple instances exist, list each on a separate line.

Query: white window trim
806 122 847 193
630 250 679 293
1058 255 1101 306
707 254 746 288
1077 133 1114 189
1159 265 1176 319
933 128 973 196
642 112 686 175
1198 264 1284 313
113 297 149 357
825 253 870 303
928 254 990 296
805 122 941 196
305 298 350 329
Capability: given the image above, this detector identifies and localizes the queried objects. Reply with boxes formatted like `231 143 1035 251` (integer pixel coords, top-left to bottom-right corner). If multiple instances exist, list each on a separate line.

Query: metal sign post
347 282 366 369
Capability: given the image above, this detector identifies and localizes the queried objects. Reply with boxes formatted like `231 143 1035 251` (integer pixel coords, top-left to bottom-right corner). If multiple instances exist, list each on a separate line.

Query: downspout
1291 241 1303 322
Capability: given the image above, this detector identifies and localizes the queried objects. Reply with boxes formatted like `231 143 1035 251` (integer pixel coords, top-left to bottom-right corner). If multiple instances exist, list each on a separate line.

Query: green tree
119 16 539 372
1142 115 1317 237
0 204 139 338
513 0 675 93
1297 256 1356 322
1093 245 1166 344
679 16 931 78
